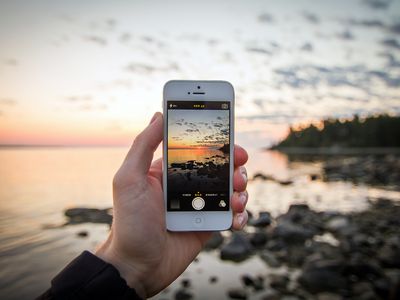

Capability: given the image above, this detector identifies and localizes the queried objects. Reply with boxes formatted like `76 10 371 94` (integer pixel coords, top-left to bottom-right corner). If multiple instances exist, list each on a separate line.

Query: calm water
0 147 399 300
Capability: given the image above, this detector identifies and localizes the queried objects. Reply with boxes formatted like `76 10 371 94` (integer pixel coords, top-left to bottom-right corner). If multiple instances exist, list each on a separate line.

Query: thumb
124 112 163 175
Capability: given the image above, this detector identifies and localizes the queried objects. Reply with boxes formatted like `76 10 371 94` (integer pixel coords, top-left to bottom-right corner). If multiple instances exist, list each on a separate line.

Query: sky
168 109 229 149
0 0 399 147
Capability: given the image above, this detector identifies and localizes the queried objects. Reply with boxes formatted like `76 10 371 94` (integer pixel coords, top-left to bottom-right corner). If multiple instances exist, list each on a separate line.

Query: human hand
96 112 249 298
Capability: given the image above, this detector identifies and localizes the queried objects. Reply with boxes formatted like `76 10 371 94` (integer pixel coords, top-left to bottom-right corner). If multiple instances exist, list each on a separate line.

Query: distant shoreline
269 147 400 155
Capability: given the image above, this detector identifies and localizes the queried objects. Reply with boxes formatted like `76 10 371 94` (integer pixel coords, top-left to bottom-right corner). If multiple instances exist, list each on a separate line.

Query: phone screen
167 100 230 211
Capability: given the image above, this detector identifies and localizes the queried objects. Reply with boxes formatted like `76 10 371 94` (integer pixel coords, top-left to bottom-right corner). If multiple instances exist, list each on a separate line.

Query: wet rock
220 233 253 262
181 279 191 288
260 250 281 268
316 293 342 300
269 274 289 293
249 212 272 227
204 232 224 250
325 216 349 232
209 276 218 284
298 259 347 294
76 230 88 238
252 173 274 181
64 208 112 225
273 222 314 244
174 288 192 300
241 274 264 291
378 236 400 268
260 289 280 300
278 180 293 186
227 288 247 299
250 231 268 247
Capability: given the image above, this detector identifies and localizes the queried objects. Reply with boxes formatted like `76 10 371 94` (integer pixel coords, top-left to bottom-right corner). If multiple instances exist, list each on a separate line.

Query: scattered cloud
83 35 107 46
3 58 18 66
337 30 355 40
362 0 392 10
300 42 313 52
0 98 17 105
302 12 319 24
348 18 385 28
246 47 272 55
258 13 274 23
381 39 400 50
388 22 400 35
65 95 92 102
274 64 400 90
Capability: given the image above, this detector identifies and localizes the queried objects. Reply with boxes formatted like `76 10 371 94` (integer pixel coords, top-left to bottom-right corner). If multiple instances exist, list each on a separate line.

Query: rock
260 250 281 268
269 274 289 293
260 289 280 300
249 212 272 227
227 288 247 299
325 216 349 232
273 222 314 244
352 281 377 300
64 208 112 225
181 279 190 288
298 259 347 294
220 233 253 262
378 236 400 268
241 274 264 291
278 180 293 185
174 288 192 300
204 232 224 250
316 293 342 300
250 231 268 247
209 276 218 284
76 230 88 238
253 173 274 181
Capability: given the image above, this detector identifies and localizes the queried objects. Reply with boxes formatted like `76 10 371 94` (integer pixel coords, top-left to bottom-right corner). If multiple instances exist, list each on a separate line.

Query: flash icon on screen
219 200 226 207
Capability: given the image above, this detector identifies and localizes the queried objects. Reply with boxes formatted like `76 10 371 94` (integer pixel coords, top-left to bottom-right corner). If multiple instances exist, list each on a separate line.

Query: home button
193 217 204 227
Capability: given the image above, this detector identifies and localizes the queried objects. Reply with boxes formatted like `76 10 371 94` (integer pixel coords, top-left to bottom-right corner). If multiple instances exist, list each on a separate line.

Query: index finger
234 144 248 167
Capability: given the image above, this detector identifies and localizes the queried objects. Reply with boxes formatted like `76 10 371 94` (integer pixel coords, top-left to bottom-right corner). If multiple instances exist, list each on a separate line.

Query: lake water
0 147 399 300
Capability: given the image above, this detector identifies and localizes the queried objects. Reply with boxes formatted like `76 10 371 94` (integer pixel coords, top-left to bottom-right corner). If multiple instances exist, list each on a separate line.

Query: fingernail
239 192 247 206
237 214 244 227
149 112 159 125
241 167 247 182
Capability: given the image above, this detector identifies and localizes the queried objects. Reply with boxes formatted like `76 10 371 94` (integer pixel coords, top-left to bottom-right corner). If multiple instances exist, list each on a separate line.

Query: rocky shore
59 199 400 299
199 198 400 300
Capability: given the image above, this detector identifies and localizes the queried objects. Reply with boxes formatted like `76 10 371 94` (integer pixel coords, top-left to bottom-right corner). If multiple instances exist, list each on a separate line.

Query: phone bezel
163 80 234 231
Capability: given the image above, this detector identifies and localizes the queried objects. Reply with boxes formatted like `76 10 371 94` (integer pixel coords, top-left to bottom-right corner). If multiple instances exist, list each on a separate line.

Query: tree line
273 114 400 148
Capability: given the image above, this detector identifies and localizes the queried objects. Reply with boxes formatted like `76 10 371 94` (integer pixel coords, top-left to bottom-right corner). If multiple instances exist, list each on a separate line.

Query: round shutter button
192 197 205 210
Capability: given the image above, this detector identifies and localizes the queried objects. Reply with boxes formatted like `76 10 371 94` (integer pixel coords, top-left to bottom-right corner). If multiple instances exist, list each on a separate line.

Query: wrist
95 238 147 299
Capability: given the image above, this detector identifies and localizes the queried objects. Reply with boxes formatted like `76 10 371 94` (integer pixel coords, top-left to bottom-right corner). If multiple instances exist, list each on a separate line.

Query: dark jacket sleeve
35 251 142 300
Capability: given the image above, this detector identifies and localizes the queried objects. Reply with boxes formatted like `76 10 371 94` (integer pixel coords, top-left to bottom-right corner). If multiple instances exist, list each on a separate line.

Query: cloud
83 35 107 46
125 62 155 73
119 33 132 44
186 128 199 133
362 0 391 9
337 30 355 40
300 42 313 52
0 98 17 105
378 52 400 68
348 18 385 28
388 22 400 35
382 39 400 50
246 47 272 55
3 58 18 66
302 12 319 24
65 95 92 102
258 13 274 23
273 63 400 90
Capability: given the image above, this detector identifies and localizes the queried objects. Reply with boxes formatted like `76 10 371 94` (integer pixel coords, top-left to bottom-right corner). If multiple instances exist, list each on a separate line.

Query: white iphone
163 80 234 231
